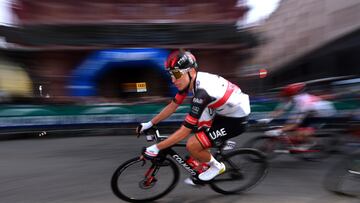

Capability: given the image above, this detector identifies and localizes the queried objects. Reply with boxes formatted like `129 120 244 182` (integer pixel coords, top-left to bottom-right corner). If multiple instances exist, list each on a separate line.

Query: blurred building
247 0 360 88
0 56 32 100
0 0 261 103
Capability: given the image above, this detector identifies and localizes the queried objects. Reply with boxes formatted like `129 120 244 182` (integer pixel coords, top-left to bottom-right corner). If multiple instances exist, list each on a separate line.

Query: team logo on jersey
193 98 203 104
191 106 200 113
209 128 227 140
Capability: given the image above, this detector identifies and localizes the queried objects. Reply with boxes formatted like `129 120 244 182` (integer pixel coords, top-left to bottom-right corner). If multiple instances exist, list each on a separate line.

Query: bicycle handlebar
141 126 167 142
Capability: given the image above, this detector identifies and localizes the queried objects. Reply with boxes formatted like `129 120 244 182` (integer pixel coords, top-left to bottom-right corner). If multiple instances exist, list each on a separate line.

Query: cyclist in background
136 50 250 185
259 82 337 149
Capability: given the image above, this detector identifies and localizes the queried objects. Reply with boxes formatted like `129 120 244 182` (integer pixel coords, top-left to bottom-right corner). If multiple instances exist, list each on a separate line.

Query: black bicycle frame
145 128 223 179
158 143 202 177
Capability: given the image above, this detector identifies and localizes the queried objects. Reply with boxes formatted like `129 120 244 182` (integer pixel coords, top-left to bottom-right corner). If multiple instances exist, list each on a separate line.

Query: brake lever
136 126 159 139
136 124 142 138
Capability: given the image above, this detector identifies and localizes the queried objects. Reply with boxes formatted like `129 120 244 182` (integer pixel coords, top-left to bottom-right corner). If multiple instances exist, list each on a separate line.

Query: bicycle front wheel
111 156 179 202
323 153 360 197
210 148 268 194
243 136 281 160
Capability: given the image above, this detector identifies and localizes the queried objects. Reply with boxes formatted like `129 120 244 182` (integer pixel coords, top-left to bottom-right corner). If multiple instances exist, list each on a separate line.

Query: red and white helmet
281 82 306 97
165 50 198 71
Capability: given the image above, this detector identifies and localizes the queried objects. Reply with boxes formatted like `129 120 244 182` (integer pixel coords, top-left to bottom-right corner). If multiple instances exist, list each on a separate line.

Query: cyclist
259 82 337 149
136 50 250 184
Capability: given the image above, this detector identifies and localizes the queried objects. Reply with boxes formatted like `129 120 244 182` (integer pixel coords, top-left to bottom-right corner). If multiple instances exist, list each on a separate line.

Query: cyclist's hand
265 129 283 137
257 118 273 124
143 144 159 160
136 121 153 135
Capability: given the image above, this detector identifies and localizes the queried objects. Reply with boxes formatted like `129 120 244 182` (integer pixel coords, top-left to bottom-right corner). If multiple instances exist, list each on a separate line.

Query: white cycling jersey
288 93 337 123
173 71 250 129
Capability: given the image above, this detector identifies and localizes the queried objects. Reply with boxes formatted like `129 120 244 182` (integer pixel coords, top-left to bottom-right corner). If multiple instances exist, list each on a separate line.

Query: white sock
207 155 222 169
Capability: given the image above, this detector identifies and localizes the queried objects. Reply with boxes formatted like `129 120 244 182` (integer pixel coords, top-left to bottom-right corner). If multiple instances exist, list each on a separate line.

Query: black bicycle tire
111 156 180 202
210 148 268 194
323 153 360 197
243 136 279 160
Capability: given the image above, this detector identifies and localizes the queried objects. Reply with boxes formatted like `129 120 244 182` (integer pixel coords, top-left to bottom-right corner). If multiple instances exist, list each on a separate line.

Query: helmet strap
183 72 192 93
179 72 192 93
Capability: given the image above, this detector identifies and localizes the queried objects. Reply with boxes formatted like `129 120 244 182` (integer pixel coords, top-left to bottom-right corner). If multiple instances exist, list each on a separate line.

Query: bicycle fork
141 161 160 188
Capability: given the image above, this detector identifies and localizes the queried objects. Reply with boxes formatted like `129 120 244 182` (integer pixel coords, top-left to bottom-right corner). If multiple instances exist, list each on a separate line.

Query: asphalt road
0 132 358 203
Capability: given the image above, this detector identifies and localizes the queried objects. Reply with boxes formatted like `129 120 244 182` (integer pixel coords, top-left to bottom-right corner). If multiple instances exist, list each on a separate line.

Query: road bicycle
323 150 360 197
244 124 336 161
111 127 268 202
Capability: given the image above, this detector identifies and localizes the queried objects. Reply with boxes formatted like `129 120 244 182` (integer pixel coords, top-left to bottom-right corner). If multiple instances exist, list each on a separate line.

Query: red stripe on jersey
198 120 213 128
208 82 239 109
185 114 198 125
174 93 187 104
196 131 212 148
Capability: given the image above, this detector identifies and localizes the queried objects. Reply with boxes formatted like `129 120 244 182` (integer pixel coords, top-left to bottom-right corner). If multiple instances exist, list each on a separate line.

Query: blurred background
0 0 358 135
0 1 359 203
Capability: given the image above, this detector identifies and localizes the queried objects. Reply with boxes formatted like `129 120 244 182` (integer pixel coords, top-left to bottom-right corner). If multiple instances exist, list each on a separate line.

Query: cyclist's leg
295 116 317 141
192 115 248 181
284 114 315 143
289 117 320 150
184 132 213 185
186 107 214 163
186 135 212 163
186 107 216 163
187 132 225 182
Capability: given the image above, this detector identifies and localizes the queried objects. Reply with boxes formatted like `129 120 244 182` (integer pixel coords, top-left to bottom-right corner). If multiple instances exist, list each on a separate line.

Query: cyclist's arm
269 108 285 118
151 101 179 125
156 89 213 150
269 100 292 118
151 92 187 124
157 125 191 150
281 111 307 132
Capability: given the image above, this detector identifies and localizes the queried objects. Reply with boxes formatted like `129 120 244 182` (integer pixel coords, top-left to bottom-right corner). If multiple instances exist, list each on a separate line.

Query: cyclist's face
171 72 190 91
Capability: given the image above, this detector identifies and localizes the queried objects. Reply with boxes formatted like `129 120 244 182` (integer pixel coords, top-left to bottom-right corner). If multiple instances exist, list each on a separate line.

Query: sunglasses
168 69 189 79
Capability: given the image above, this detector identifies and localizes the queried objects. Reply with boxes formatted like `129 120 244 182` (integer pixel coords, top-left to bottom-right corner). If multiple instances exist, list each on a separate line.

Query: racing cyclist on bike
259 82 337 149
137 50 250 184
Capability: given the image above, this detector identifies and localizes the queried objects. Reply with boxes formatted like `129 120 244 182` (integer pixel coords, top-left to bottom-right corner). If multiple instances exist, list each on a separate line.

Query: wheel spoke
111 157 179 202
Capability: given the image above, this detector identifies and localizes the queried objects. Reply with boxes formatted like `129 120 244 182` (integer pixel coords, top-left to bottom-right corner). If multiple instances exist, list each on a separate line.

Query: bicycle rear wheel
111 156 179 202
210 149 268 194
